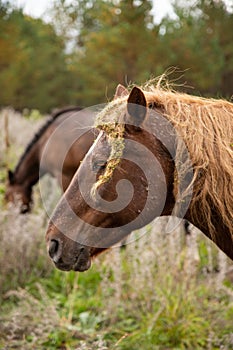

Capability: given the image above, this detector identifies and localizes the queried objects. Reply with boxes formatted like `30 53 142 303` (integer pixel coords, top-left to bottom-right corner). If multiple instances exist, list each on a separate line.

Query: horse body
46 85 233 271
5 107 96 212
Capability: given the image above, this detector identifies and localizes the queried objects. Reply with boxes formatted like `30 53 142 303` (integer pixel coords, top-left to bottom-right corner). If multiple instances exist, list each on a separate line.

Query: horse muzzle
47 237 91 272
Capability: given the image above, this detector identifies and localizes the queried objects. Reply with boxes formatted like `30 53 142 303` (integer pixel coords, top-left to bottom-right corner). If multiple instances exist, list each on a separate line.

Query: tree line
0 0 232 113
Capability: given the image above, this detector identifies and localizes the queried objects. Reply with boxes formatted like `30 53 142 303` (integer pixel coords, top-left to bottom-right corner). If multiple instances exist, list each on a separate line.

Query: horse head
5 170 32 213
46 86 176 271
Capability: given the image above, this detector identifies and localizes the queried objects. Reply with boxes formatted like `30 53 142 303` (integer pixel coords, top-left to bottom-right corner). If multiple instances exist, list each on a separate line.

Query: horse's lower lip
54 262 72 271
73 258 91 272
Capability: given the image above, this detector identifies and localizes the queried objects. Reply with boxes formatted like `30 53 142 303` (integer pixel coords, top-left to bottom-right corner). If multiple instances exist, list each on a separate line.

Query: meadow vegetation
0 109 232 349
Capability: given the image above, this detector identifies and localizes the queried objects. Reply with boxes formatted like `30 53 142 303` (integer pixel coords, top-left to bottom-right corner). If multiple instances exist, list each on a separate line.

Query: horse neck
14 145 40 189
185 206 233 260
148 110 233 260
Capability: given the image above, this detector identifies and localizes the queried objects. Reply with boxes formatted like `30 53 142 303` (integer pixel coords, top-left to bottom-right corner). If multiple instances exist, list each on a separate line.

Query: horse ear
127 87 147 126
8 170 14 184
114 84 128 99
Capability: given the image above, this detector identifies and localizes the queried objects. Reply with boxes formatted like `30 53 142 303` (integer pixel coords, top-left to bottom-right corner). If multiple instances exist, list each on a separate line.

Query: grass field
0 109 232 350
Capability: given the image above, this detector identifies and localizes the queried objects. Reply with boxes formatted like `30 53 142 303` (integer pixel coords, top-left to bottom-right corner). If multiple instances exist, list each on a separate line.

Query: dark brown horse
5 107 97 213
46 84 233 271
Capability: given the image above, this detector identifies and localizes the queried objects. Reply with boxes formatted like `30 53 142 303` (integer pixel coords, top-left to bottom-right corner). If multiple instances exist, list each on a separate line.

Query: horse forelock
91 100 127 199
95 98 127 128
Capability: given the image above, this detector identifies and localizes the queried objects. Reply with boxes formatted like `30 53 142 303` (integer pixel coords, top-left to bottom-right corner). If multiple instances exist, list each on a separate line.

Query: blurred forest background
0 0 233 113
1 1 233 349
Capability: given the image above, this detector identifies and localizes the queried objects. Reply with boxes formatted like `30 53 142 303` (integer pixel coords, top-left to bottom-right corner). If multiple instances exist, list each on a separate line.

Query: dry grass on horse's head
92 101 126 198
143 83 233 241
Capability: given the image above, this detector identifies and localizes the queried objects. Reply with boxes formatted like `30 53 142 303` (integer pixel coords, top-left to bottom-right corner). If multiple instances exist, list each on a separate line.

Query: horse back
39 108 96 190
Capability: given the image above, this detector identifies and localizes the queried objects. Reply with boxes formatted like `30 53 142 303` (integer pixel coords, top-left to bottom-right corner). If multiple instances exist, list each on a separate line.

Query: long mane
143 84 233 241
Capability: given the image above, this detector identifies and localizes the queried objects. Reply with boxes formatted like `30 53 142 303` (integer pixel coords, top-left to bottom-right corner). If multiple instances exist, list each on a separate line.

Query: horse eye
148 102 154 109
92 160 107 172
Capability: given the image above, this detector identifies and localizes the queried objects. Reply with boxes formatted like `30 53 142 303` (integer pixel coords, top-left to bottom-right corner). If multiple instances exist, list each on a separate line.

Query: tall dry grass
0 109 53 294
97 218 232 312
0 108 44 167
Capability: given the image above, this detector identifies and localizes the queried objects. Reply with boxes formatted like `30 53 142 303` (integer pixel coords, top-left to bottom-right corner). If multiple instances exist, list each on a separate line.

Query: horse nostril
20 204 29 214
48 239 59 259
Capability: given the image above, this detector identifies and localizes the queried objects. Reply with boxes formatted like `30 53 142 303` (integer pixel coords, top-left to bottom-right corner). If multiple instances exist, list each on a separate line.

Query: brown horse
46 84 233 271
5 107 97 213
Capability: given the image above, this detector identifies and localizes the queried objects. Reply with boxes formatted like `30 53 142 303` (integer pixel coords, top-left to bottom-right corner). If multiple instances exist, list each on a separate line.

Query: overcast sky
9 0 175 23
6 0 233 24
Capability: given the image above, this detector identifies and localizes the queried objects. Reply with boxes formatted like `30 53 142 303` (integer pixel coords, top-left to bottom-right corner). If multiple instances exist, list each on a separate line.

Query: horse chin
72 257 91 272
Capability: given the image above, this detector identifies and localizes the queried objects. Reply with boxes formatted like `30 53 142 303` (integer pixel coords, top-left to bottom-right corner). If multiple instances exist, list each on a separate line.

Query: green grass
1 250 233 350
